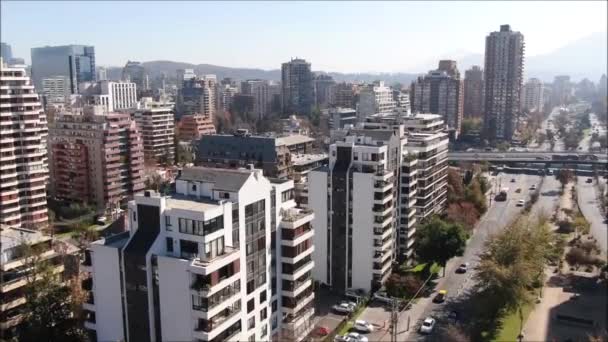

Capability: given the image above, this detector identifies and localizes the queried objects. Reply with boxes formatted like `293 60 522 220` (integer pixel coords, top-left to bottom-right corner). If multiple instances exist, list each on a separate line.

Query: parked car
345 290 362 302
334 335 355 342
547 169 554 175
586 178 593 183
511 178 516 183
530 184 536 190
353 320 375 333
373 291 393 304
346 332 369 342
515 188 522 193
456 263 469 274
332 303 354 315
433 290 447 303
419 317 436 334
517 199 525 207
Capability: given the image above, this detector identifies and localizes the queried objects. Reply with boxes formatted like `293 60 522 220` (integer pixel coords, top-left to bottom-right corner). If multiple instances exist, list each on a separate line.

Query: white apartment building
81 167 315 342
41 76 68 106
131 98 176 165
241 79 271 119
357 81 395 121
0 58 49 230
309 131 401 292
402 114 448 219
521 78 544 113
79 80 138 112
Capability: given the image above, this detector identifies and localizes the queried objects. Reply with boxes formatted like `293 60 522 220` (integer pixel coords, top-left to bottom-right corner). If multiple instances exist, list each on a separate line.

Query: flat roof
166 194 222 212
292 153 328 165
276 134 315 146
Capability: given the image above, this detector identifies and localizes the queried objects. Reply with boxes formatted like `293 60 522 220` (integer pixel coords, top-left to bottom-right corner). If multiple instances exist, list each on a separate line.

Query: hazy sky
2 1 606 73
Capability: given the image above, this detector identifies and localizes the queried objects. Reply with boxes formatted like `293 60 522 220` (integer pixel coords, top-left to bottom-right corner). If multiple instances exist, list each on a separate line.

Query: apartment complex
0 60 49 230
177 114 217 142
122 61 149 96
357 81 396 121
48 106 145 212
401 114 448 219
218 84 238 113
410 61 464 138
281 58 314 116
463 66 484 118
552 75 573 107
0 227 77 339
131 98 176 165
483 24 525 141
41 76 69 108
196 131 315 179
308 128 402 292
326 107 357 129
79 80 138 112
241 79 272 119
30 44 95 94
177 75 217 119
81 167 315 342
331 82 355 109
521 78 544 113
177 68 197 89
313 74 335 109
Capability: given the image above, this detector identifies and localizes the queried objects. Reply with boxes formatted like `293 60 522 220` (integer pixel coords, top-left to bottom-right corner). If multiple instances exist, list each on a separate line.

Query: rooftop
1 227 50 252
179 167 253 192
166 194 221 212
276 134 315 146
292 153 328 166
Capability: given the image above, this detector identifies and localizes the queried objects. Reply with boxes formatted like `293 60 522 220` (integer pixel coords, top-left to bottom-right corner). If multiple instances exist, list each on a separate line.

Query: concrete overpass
448 152 608 166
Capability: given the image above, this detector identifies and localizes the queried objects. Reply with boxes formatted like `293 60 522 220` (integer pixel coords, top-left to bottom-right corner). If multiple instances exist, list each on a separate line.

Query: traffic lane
576 177 607 253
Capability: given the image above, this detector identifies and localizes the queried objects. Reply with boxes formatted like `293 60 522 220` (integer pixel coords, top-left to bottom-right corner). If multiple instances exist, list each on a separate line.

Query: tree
18 241 89 342
446 202 480 230
461 118 482 136
447 168 465 204
475 215 554 336
464 178 487 214
557 169 575 190
573 215 591 236
176 143 193 165
440 324 471 342
385 274 424 298
414 217 469 276
496 142 511 152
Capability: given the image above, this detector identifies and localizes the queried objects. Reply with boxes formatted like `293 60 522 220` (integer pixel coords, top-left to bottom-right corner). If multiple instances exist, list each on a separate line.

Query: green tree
414 217 469 276
464 178 487 214
18 241 89 342
176 143 193 165
461 118 482 136
385 274 424 298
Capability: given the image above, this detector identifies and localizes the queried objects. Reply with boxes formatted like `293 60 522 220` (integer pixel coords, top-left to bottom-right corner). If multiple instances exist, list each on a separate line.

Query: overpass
448 152 608 166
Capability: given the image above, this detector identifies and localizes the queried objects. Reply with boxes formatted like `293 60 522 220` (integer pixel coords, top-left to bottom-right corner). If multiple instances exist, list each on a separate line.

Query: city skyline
1 1 606 73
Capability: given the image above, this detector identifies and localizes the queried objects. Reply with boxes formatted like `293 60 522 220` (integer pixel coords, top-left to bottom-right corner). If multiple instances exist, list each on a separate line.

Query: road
358 174 545 341
576 176 607 253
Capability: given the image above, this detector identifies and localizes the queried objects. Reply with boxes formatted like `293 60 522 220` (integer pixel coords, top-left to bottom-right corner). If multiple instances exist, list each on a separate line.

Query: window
248 317 255 330
191 184 197 191
165 215 172 231
271 300 277 313
261 324 268 338
166 237 173 253
259 290 267 304
247 299 254 313
260 308 267 320
248 334 256 342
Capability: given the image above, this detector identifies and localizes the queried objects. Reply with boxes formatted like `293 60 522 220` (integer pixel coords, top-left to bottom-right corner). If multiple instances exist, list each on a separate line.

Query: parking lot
308 287 351 341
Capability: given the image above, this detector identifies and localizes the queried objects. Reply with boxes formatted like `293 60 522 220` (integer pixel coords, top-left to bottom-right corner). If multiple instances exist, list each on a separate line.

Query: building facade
483 25 525 141
463 66 484 118
30 44 95 94
281 58 314 116
0 60 49 230
331 82 355 109
552 75 572 107
0 227 77 339
521 78 544 113
177 75 217 119
357 81 395 121
131 98 176 165
48 106 145 212
410 62 463 138
81 167 315 342
196 132 314 180
176 114 217 142
313 74 335 109
79 80 138 112
122 61 149 96
241 79 271 119
41 76 69 108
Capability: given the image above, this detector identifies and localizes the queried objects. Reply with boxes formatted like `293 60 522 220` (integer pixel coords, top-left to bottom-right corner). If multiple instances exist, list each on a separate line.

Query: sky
1 1 606 73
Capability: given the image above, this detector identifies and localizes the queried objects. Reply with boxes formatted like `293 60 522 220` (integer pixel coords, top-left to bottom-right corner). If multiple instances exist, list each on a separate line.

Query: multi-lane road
358 173 548 341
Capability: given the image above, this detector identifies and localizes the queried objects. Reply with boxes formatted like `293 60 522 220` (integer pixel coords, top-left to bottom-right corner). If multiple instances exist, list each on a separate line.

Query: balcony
189 246 240 275
282 289 315 315
281 305 315 342
280 224 313 247
194 302 241 334
0 313 24 330
280 208 314 229
0 296 26 311
281 257 314 281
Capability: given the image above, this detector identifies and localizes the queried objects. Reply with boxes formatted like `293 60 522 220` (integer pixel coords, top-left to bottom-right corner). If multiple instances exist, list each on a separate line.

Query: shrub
557 220 574 234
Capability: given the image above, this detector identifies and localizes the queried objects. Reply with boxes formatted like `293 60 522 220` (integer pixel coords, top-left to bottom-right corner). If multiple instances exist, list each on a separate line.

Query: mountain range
106 32 607 85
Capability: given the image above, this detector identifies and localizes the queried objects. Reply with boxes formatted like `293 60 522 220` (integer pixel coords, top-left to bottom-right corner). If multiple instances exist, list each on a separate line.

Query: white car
419 317 436 334
373 291 392 304
334 335 354 342
517 199 525 207
353 320 374 333
346 332 369 342
332 303 354 315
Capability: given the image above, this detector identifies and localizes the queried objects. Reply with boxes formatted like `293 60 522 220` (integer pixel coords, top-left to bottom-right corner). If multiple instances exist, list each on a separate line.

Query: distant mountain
450 32 607 82
105 60 418 85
